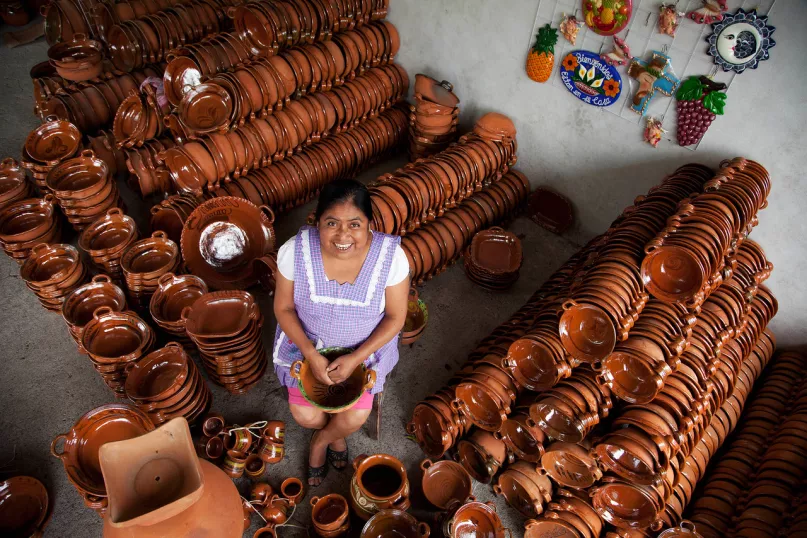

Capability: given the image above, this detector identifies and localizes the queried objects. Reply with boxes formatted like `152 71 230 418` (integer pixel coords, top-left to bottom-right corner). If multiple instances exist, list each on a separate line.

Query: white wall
389 0 807 346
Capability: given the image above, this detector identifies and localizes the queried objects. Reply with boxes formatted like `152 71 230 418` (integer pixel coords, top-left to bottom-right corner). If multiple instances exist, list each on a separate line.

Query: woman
272 179 410 486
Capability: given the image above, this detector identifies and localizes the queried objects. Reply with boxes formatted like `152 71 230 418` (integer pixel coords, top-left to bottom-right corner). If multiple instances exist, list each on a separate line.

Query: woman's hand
326 352 366 384
305 351 334 386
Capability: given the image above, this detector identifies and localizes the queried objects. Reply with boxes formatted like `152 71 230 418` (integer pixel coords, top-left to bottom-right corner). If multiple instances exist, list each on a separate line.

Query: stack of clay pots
81 307 156 396
120 231 182 310
683 350 805 538
50 403 155 517
149 273 208 348
464 227 523 290
61 275 127 351
182 290 267 394
77 208 140 280
21 115 82 191
20 243 88 311
0 195 62 262
0 158 34 210
409 74 460 159
149 193 202 245
45 149 125 231
47 34 105 82
112 83 169 149
124 343 212 426
370 112 518 236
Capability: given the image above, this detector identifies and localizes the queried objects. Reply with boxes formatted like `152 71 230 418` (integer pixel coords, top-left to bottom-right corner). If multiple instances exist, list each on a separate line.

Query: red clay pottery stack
0 195 62 262
182 290 267 394
149 193 202 245
51 403 155 517
78 208 140 280
0 158 34 210
464 226 523 290
61 274 127 351
99 418 244 538
124 343 212 426
21 116 81 192
120 231 182 310
409 74 460 159
45 149 125 231
81 307 156 396
680 350 804 538
20 242 88 311
149 272 208 347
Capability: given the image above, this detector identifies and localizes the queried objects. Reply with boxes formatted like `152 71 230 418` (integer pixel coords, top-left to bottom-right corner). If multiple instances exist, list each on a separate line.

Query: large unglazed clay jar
100 417 243 537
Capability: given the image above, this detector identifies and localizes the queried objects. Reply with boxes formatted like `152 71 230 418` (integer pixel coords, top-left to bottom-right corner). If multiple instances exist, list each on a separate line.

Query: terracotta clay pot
311 494 350 534
350 453 410 520
420 458 472 510
361 509 430 538
99 418 244 538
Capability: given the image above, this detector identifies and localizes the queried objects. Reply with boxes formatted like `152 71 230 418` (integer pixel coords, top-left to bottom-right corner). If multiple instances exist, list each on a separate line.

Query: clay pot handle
72 32 87 42
165 341 183 349
80 149 95 159
680 520 697 532
492 484 503 495
157 272 176 287
450 399 463 412
92 305 113 321
502 529 514 538
106 207 124 218
651 519 664 532
417 522 430 537
310 496 320 507
50 433 68 459
259 205 275 224
91 274 111 284
151 230 168 239
562 299 577 311
363 368 376 390
42 193 55 206
226 5 237 18
352 453 368 472
180 306 192 321
290 360 303 380
0 157 16 167
492 430 503 441
30 243 50 256
420 459 432 471
124 362 137 375
405 422 417 435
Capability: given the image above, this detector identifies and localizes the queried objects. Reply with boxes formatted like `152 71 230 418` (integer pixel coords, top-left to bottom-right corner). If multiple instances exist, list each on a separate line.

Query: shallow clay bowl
420 458 472 510
0 475 50 537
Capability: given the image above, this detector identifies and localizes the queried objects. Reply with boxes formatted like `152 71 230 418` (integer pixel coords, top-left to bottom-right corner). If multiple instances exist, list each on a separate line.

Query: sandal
327 444 349 470
308 463 328 486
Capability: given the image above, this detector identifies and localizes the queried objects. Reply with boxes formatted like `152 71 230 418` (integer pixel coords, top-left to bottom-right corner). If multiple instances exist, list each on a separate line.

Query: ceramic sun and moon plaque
707 8 776 74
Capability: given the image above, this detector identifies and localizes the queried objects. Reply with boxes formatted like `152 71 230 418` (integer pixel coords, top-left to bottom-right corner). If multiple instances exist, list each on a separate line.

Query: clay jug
99 417 243 537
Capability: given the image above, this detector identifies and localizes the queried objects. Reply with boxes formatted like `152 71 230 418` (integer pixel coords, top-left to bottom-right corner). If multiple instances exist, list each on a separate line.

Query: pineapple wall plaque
558 50 622 107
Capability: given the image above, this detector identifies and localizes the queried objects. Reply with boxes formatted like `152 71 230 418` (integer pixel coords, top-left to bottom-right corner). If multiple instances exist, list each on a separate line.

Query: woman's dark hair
314 179 373 222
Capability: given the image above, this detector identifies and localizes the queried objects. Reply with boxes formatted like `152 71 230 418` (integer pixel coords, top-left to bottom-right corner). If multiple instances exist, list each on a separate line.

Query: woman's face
318 200 371 259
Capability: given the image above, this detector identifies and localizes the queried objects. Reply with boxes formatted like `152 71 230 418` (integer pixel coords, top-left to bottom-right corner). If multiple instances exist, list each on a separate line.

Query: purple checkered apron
273 226 401 395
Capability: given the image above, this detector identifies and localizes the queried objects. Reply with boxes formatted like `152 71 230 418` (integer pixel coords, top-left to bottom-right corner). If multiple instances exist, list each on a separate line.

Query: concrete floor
0 30 583 537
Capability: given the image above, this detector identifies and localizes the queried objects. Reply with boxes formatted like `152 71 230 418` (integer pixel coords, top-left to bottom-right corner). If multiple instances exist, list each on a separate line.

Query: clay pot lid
180 197 275 290
474 112 516 140
24 116 81 166
0 475 50 537
529 188 573 234
420 459 472 510
559 300 616 362
290 349 376 412
414 74 459 107
50 403 155 497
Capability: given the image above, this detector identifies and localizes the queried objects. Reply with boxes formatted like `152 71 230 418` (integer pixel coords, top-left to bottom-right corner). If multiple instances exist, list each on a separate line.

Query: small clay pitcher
280 477 304 505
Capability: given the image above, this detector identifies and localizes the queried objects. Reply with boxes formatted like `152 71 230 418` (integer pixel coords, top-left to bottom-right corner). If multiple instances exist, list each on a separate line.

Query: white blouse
276 236 410 312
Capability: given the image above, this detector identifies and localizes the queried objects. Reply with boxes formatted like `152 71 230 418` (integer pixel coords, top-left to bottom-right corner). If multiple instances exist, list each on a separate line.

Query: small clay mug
281 477 304 505
246 454 266 478
201 412 225 437
222 450 248 478
194 435 224 460
263 420 285 442
225 426 253 452
258 438 285 464
250 482 274 505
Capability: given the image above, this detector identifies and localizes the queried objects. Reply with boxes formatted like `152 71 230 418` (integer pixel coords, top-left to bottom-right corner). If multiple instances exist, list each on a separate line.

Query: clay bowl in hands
290 347 376 413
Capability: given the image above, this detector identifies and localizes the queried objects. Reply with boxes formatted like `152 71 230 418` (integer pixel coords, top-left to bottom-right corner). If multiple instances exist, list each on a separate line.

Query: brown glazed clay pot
361 509 430 538
420 459 472 510
350 453 410 520
311 493 350 534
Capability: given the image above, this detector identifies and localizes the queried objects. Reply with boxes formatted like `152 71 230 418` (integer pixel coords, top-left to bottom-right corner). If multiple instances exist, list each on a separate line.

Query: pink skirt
287 386 374 410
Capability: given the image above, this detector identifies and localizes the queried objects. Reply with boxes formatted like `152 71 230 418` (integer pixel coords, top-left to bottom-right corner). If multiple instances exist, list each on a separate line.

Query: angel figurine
659 4 682 37
601 36 631 66
559 14 582 45
644 117 666 148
